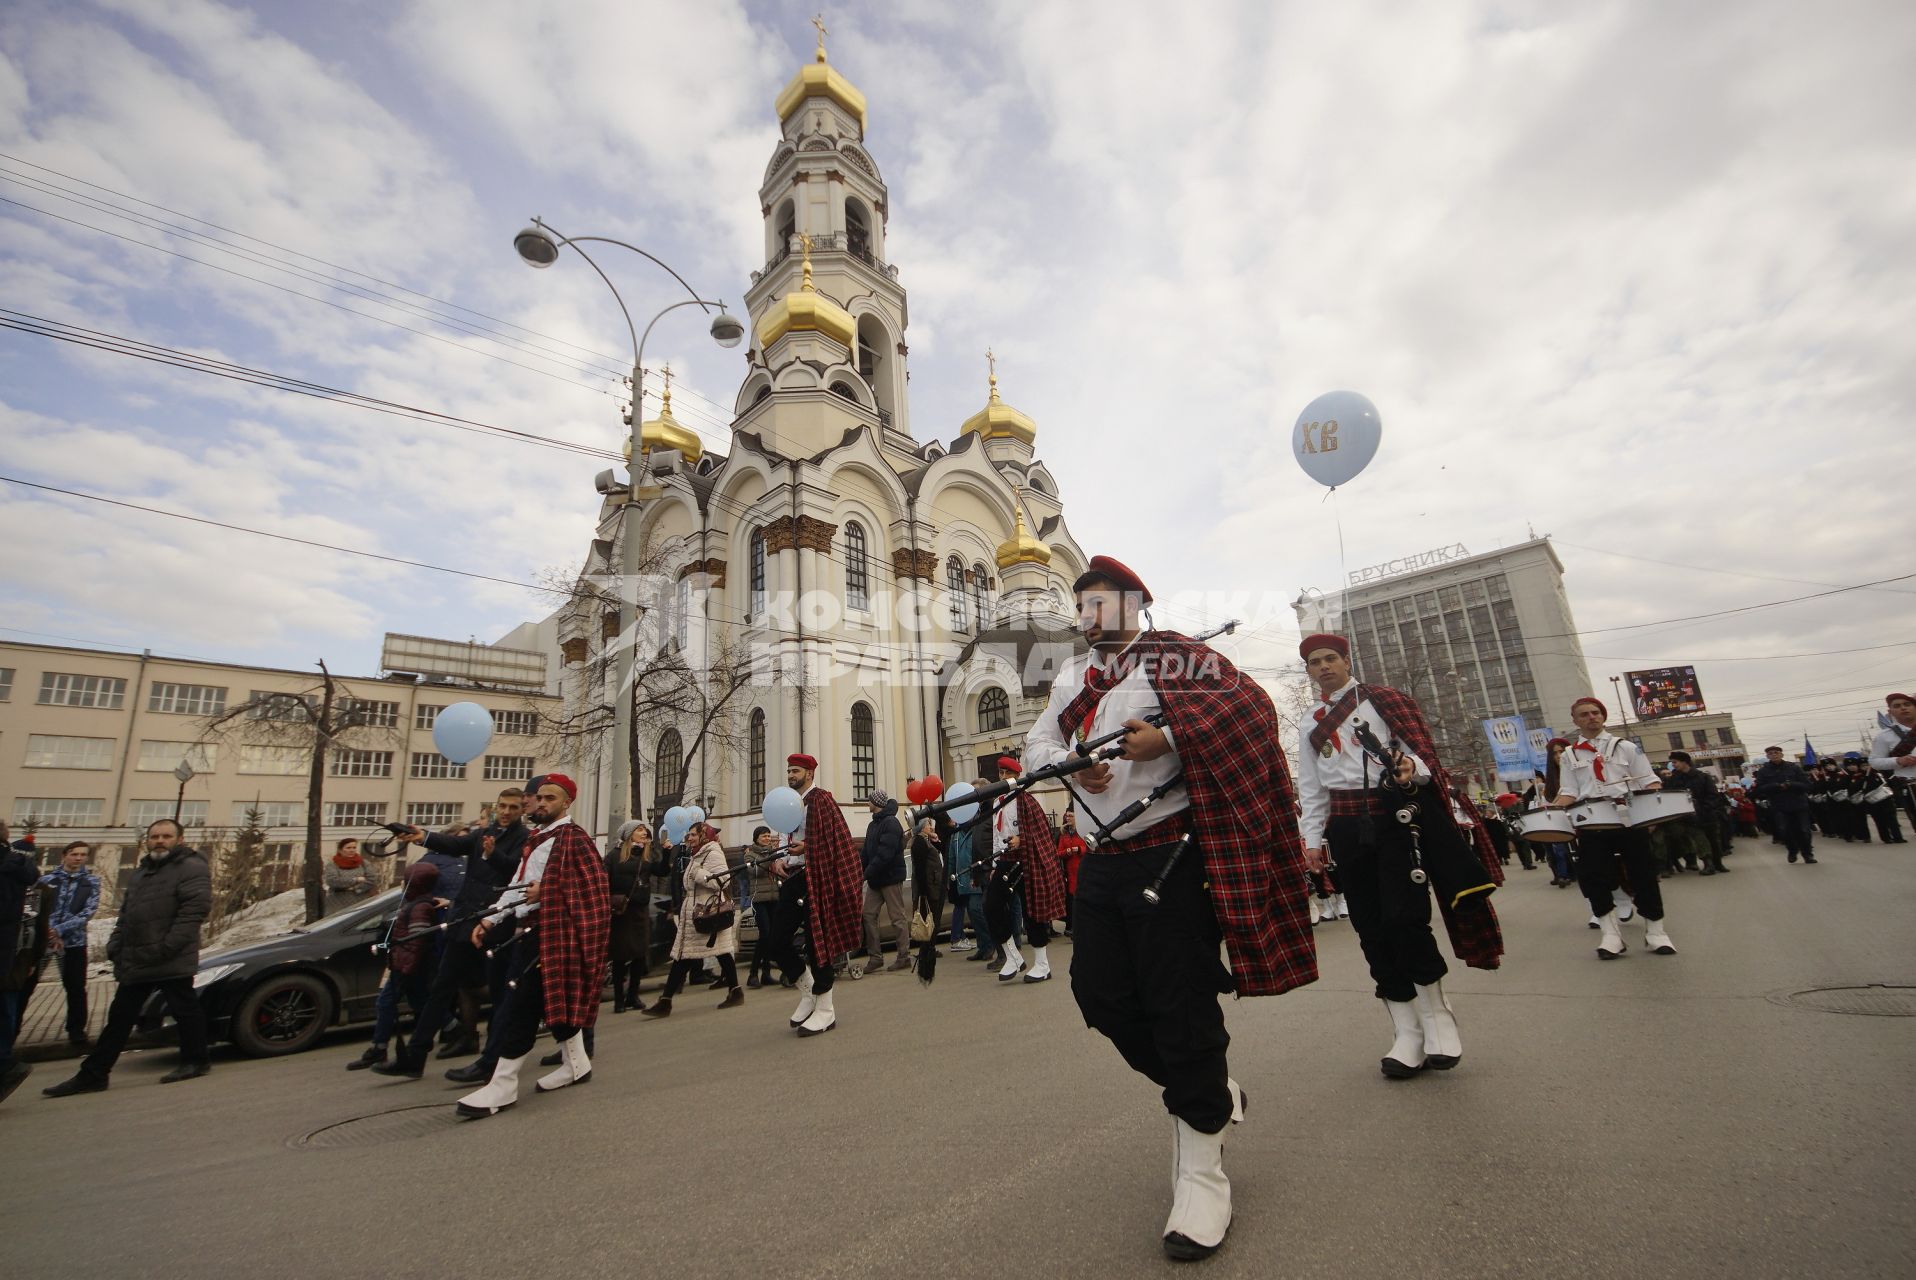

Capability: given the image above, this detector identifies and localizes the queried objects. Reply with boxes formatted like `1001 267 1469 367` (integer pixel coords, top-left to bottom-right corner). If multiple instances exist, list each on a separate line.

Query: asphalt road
4 832 1913 1279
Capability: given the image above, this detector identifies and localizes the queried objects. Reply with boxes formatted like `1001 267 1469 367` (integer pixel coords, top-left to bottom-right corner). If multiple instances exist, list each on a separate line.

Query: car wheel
231 973 335 1057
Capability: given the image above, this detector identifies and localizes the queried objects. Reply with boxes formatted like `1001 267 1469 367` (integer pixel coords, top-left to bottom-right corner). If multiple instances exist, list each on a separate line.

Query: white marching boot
535 1034 591 1092
1023 945 1052 983
1335 893 1350 919
998 944 1027 981
1309 897 1322 924
788 967 817 1028
1162 1118 1231 1261
1413 980 1462 1069
1596 910 1627 959
1227 1077 1248 1124
1613 888 1634 923
455 1053 526 1119
797 988 836 1037
1644 915 1677 955
1380 999 1427 1078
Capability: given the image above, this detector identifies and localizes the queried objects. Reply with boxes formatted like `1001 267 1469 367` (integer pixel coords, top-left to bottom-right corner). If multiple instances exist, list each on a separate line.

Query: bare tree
198 661 390 923
533 559 813 823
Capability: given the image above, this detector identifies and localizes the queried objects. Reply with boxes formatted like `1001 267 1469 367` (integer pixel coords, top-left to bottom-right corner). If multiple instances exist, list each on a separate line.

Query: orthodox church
542 28 1090 835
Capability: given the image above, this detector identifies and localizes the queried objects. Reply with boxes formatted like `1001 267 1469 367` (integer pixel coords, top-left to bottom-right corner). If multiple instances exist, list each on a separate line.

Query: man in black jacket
858 791 912 974
371 787 527 1079
1752 748 1817 865
1663 752 1730 875
45 820 213 1095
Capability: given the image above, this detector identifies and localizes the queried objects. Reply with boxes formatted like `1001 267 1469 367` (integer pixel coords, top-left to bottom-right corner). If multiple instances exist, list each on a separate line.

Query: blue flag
1802 735 1818 766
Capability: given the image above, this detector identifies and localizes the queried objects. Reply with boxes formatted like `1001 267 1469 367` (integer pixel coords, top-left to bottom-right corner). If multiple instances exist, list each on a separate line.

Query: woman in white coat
641 824 743 1016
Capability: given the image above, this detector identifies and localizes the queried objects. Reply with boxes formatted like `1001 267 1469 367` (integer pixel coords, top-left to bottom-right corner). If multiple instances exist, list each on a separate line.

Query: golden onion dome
754 232 857 353
995 498 1053 570
626 368 702 465
961 350 1037 447
774 22 868 133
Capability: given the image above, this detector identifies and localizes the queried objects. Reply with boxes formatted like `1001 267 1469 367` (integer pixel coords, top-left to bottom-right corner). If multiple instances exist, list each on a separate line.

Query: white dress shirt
1023 645 1190 842
1868 724 1916 780
1561 732 1657 802
1293 680 1430 849
485 815 564 925
992 792 1020 854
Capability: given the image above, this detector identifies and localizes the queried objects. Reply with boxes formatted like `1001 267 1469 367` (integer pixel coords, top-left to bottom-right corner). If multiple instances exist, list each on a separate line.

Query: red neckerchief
1572 739 1607 782
1057 649 1136 742
518 820 560 880
1307 686 1361 756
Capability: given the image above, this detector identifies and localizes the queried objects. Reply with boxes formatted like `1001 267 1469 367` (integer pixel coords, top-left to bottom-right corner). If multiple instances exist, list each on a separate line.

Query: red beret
1888 693 1915 706
1298 633 1350 661
541 772 578 800
786 753 818 771
1571 696 1607 717
1547 737 1571 749
1072 555 1152 605
996 755 1022 775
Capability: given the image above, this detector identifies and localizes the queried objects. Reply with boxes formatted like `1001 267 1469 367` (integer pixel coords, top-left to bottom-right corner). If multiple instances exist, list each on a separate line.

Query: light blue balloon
943 781 979 826
685 805 706 826
431 701 494 765
661 806 691 843
761 786 805 835
1292 390 1382 489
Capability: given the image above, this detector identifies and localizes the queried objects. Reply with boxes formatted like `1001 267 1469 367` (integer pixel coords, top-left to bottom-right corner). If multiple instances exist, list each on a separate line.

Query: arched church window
829 381 859 402
749 709 767 804
850 702 876 800
844 521 870 611
846 199 872 260
971 562 991 631
978 687 1010 733
753 384 773 405
776 200 796 255
654 729 684 822
750 528 766 617
946 556 968 632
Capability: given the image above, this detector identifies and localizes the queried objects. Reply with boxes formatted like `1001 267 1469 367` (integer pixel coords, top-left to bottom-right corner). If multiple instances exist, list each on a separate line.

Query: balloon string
1332 488 1349 633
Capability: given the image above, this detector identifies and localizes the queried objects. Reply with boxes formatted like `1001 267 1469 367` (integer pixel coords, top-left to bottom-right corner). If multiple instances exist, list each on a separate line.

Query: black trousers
1326 814 1447 1002
1867 800 1904 842
663 954 737 995
494 964 579 1062
1070 846 1232 1135
1577 826 1664 920
1772 808 1814 860
82 977 207 1078
748 901 781 982
398 931 487 1065
769 875 835 994
60 945 89 1038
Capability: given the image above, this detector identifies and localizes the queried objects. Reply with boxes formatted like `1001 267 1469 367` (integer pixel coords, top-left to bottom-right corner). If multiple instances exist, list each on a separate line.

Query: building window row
410 751 466 780
11 797 105 827
0 667 13 701
248 690 317 721
128 799 208 827
239 743 309 775
23 734 115 770
330 749 394 778
38 672 126 709
137 740 220 773
326 802 388 826
235 801 303 827
851 701 876 799
483 754 535 782
342 697 400 728
148 682 226 716
492 709 540 737
406 801 463 828
415 704 442 730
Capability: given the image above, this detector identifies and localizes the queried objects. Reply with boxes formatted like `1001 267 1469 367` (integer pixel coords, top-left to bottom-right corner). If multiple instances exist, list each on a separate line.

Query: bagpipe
1349 717 1495 904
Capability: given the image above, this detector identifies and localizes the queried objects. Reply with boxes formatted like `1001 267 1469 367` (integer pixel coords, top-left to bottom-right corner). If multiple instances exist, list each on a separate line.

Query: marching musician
1021 556 1315 1263
767 753 862 1037
1552 698 1675 958
1293 634 1503 1080
1751 746 1817 865
984 755 1067 983
454 774 609 1119
1867 692 1916 837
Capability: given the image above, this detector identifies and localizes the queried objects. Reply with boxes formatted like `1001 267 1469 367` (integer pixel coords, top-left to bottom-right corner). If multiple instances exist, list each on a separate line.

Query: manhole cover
1775 984 1916 1017
294 1103 463 1149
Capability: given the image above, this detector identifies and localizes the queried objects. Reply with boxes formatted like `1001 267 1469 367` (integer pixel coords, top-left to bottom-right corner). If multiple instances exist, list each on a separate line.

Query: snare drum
1863 784 1894 805
1513 808 1577 843
1569 798 1628 831
1626 789 1694 828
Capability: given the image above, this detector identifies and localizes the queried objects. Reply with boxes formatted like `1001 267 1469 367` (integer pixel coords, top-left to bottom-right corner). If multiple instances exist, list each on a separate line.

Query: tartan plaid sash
1307 689 1361 757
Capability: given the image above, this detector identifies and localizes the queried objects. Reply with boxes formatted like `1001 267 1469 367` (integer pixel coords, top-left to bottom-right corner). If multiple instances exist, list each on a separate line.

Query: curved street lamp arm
535 217 712 315
537 224 640 368
638 297 730 377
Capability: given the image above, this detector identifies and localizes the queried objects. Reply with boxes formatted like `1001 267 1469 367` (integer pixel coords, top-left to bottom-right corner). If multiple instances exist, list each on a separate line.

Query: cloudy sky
1 0 1911 752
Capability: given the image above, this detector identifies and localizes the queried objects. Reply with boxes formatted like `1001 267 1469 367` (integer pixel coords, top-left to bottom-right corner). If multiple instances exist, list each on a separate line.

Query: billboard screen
1626 666 1707 721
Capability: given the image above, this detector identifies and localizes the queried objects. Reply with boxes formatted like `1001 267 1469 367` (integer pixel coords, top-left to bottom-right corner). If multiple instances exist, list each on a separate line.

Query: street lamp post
171 759 196 824
514 218 743 830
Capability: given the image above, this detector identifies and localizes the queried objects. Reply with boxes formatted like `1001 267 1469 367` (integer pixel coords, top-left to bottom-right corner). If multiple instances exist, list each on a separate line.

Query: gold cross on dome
812 14 829 59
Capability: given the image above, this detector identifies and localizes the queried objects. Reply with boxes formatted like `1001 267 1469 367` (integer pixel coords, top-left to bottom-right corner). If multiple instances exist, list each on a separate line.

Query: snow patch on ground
205 888 310 950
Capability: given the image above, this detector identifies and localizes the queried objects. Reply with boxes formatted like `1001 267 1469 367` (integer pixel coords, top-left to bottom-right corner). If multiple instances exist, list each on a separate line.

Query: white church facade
522 32 1092 838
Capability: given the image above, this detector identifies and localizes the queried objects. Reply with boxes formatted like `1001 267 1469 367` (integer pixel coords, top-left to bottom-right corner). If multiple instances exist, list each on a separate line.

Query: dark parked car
146 883 694 1057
